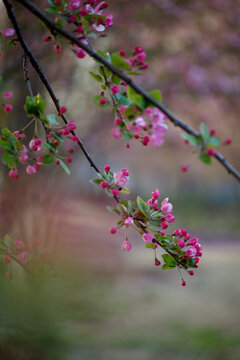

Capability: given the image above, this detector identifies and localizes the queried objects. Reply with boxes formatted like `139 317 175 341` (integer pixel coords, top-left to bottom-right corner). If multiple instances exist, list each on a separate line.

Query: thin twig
13 0 240 182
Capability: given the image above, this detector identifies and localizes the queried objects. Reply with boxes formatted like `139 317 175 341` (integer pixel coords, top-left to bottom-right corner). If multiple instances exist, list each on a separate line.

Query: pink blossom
26 165 37 175
152 200 158 211
155 259 161 266
207 148 217 156
181 165 189 172
100 181 108 189
114 170 129 187
37 156 43 165
189 238 198 246
3 92 13 99
166 213 175 223
115 118 121 126
189 270 194 276
143 233 154 244
152 189 159 200
142 135 150 146
124 217 133 227
181 280 186 287
161 221 168 229
173 228 181 236
53 44 62 54
181 229 187 237
75 47 86 58
161 197 173 213
3 254 11 264
195 243 202 251
29 138 42 151
111 128 122 139
178 239 185 248
112 189 119 196
4 104 13 113
8 169 19 178
121 239 132 252
109 227 117 234
60 106 67 114
136 51 146 63
104 165 110 173
17 250 30 264
111 85 121 96
150 133 164 148
145 107 152 116
68 121 76 130
2 28 15 38
185 246 197 258
69 0 81 10
99 98 106 105
72 135 79 142
15 240 24 250
19 154 28 162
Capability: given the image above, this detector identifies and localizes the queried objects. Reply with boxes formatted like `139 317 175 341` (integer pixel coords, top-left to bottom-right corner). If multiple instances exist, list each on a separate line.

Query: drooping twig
11 0 240 182
3 0 100 174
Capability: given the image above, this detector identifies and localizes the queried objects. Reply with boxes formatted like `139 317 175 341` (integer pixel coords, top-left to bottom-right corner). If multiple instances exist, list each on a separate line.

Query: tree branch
3 0 100 174
11 0 240 183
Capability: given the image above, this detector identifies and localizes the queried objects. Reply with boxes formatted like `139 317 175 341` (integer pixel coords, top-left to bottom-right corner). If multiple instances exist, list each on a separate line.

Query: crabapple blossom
26 165 37 175
143 233 154 244
3 92 13 99
114 169 129 187
4 104 12 113
121 239 132 252
109 227 117 234
161 197 173 213
124 217 133 227
2 28 15 38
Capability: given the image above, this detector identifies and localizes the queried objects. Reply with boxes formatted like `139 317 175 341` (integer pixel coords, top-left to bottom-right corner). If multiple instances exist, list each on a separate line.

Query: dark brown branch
12 0 240 182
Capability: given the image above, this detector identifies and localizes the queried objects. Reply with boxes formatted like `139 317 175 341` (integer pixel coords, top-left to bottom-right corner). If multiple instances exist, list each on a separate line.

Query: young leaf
89 178 102 186
200 122 210 141
111 53 130 71
181 132 199 146
208 137 221 147
58 159 70 175
2 152 15 166
199 153 212 165
137 196 149 216
89 72 103 83
43 154 54 165
149 89 162 103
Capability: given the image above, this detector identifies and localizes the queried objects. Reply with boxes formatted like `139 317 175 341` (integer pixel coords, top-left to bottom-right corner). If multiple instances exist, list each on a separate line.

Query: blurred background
0 0 240 359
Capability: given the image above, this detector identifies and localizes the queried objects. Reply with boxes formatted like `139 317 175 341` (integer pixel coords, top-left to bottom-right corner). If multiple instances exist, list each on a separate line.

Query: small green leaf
2 152 15 166
137 196 149 216
181 132 199 146
162 264 175 270
89 72 103 82
111 74 121 85
121 130 133 141
115 92 131 106
47 114 59 125
0 140 13 151
43 154 54 165
106 206 120 215
199 153 212 165
120 187 130 194
200 122 210 141
58 159 70 175
145 243 155 249
0 76 3 86
43 142 56 151
89 178 102 186
111 53 130 71
24 94 45 116
208 137 221 148
149 89 162 103
128 71 140 76
45 7 60 14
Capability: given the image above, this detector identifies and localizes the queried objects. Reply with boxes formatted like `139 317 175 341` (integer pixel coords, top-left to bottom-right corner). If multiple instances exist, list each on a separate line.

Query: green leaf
127 86 147 109
106 206 120 215
115 92 131 106
47 114 59 125
4 234 13 248
162 264 175 270
111 53 130 71
181 132 199 146
43 154 54 165
208 136 221 148
161 254 176 268
48 0 59 7
111 74 121 85
121 130 133 141
128 71 140 76
199 153 212 165
0 140 13 151
105 188 113 197
145 243 155 249
137 196 149 216
120 187 130 194
45 7 60 14
89 72 103 83
24 94 45 116
149 89 162 103
99 66 111 79
2 152 15 166
58 159 70 175
200 122 210 141
89 178 102 186
55 17 64 28
43 142 56 151
0 76 3 86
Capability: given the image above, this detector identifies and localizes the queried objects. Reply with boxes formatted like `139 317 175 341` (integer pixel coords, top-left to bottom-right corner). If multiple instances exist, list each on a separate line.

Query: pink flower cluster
148 192 175 230
173 228 202 267
119 46 148 71
100 166 129 196
112 107 168 148
2 91 13 114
